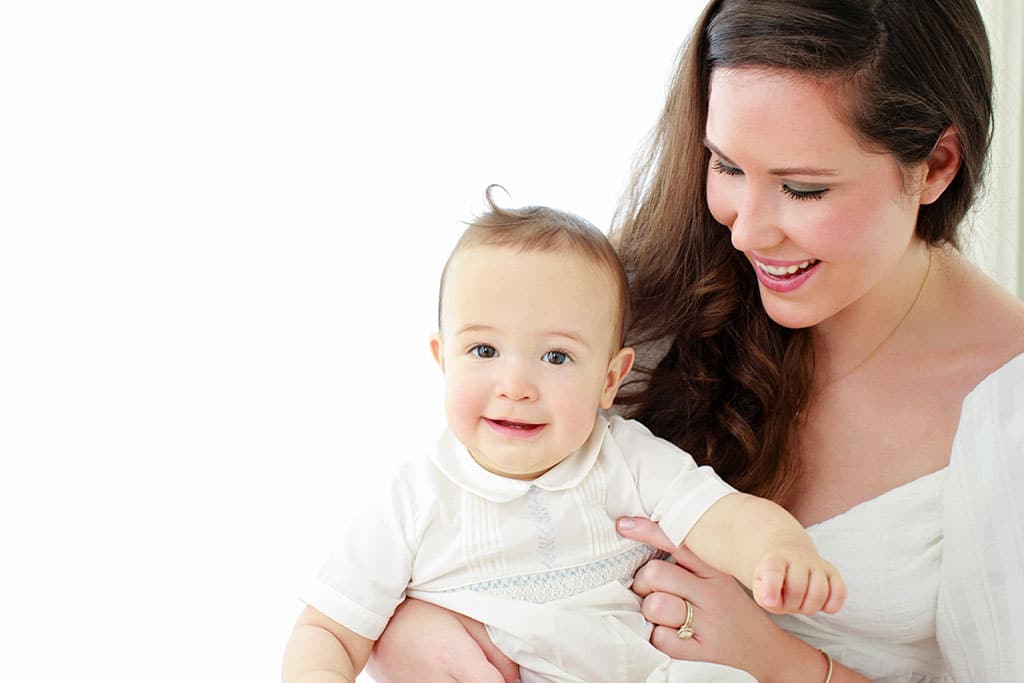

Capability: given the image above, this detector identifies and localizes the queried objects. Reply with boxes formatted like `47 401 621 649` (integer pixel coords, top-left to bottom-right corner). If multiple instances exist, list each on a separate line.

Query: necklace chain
823 250 933 387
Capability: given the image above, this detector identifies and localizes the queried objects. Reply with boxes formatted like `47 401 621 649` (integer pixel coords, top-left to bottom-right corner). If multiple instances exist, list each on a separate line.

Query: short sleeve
300 465 421 640
607 416 736 546
937 353 1024 680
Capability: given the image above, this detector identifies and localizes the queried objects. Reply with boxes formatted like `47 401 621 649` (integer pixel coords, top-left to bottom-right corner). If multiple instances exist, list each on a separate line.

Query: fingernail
618 517 636 530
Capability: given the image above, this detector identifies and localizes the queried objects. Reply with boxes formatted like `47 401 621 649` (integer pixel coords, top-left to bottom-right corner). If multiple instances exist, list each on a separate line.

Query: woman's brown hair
613 0 993 500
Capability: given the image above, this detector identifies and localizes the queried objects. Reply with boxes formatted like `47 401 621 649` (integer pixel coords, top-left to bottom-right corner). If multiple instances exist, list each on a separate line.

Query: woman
368 0 1024 680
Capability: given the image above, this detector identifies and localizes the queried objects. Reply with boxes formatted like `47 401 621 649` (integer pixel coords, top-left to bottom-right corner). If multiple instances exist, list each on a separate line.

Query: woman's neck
812 240 934 387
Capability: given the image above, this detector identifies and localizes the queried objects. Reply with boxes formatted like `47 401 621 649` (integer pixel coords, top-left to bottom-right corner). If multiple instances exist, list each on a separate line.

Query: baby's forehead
450 243 617 289
439 239 628 348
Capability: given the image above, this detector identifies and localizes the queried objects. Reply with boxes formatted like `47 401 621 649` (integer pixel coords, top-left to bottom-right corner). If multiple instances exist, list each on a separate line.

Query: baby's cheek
445 380 482 428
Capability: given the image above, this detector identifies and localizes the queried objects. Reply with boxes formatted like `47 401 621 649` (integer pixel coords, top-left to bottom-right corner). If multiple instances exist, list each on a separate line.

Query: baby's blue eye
542 350 570 365
471 344 497 358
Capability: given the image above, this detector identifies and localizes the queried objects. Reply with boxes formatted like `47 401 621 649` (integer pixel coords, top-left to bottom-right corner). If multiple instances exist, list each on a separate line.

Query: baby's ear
600 347 635 409
429 333 445 373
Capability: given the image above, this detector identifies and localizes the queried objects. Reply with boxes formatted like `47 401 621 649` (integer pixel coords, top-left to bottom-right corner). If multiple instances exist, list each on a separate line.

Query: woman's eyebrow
704 138 838 177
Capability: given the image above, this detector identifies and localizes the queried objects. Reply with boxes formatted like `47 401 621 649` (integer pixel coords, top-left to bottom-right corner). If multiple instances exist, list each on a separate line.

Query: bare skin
789 249 1024 526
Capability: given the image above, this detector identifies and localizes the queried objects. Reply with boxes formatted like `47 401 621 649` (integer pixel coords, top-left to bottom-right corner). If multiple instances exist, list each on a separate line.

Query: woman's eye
781 184 829 201
471 344 497 358
712 158 742 176
542 350 570 365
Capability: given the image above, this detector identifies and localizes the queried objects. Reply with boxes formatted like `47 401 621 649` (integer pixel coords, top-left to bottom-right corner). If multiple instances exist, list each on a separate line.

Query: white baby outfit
303 415 754 682
771 352 1024 682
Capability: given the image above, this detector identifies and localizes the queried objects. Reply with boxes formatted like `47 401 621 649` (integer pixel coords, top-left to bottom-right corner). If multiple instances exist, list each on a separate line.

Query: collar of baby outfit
431 414 609 503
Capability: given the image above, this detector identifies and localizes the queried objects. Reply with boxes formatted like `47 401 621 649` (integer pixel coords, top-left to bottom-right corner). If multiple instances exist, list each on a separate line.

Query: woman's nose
725 185 785 253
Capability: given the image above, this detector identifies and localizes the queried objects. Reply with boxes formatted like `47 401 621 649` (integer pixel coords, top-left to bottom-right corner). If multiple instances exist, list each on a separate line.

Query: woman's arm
365 598 521 683
618 516 872 683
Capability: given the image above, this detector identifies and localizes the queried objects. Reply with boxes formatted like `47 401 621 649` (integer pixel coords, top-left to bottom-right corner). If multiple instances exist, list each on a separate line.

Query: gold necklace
823 250 932 387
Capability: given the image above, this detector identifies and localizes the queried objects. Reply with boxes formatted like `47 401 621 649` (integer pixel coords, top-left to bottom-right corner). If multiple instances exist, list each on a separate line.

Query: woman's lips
752 258 821 293
484 418 546 438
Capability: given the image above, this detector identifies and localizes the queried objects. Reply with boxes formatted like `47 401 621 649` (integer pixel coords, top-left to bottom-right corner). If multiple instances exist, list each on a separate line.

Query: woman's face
705 67 927 330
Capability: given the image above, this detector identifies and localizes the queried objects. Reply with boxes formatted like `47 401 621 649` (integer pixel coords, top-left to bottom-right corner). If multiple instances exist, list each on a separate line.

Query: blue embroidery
447 544 665 603
526 486 556 568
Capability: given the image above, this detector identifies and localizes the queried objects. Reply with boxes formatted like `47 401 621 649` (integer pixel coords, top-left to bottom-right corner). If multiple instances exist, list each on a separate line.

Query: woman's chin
759 294 826 330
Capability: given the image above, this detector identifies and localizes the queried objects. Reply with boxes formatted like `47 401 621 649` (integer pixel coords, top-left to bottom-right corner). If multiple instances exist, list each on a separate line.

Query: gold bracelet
818 648 833 683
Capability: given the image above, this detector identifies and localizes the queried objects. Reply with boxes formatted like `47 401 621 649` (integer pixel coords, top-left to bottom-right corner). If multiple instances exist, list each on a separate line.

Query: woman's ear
600 347 635 410
430 333 445 373
920 127 962 205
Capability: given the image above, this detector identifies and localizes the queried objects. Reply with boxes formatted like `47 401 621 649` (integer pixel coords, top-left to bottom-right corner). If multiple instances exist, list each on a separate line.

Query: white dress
772 352 1024 682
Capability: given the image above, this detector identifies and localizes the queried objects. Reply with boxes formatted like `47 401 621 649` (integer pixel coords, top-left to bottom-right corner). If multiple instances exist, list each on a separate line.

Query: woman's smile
752 256 822 293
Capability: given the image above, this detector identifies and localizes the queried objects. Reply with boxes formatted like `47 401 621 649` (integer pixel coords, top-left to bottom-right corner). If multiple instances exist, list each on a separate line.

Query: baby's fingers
824 571 847 614
752 556 788 612
780 563 810 613
798 569 831 614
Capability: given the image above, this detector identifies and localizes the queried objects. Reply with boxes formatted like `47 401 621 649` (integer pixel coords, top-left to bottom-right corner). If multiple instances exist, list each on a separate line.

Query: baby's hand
752 546 846 615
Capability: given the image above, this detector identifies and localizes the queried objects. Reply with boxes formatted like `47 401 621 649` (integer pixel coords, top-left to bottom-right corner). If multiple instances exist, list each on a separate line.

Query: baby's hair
439 185 630 349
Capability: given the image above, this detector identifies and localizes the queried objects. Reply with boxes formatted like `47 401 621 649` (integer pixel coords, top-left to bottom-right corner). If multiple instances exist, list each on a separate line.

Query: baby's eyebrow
454 324 496 336
704 138 838 177
544 330 590 349
453 325 590 349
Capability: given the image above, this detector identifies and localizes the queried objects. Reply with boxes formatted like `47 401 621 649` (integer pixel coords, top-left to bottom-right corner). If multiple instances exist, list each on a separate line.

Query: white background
0 2 706 681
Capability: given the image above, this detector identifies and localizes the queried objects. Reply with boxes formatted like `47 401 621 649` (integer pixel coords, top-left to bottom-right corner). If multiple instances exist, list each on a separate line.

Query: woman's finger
617 516 721 579
616 516 677 554
650 623 704 660
640 589 693 628
631 558 701 600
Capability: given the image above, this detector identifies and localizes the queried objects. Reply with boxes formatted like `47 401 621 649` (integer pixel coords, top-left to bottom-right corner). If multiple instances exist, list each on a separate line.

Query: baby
283 192 845 683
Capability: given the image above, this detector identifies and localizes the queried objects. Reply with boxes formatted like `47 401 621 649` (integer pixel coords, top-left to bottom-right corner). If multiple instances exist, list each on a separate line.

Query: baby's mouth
484 418 546 435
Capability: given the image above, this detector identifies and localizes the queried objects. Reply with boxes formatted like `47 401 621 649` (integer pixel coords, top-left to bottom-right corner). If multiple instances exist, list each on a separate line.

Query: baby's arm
682 492 846 615
282 605 374 683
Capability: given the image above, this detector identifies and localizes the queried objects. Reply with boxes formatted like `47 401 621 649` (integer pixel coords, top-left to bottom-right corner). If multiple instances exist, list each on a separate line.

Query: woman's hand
617 516 810 682
366 598 521 683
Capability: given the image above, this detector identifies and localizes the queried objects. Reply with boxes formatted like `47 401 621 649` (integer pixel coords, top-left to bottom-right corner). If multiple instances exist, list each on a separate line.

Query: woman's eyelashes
781 184 829 201
712 158 742 176
711 157 830 201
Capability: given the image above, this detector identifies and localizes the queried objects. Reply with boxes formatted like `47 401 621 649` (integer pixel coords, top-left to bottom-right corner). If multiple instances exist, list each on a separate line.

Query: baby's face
431 245 631 480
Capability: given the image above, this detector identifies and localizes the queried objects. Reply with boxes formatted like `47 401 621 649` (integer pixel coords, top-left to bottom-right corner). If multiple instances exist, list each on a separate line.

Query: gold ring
676 599 695 639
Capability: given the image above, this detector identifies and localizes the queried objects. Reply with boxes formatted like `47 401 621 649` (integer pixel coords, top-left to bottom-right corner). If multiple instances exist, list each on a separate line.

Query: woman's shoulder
945 254 1024 451
933 250 1024 395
